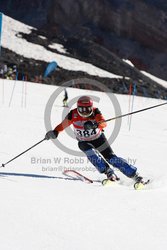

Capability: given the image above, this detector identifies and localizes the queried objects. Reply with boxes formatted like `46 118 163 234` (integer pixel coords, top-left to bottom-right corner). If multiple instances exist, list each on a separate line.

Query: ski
102 179 120 187
63 170 93 184
63 170 150 189
134 179 150 190
102 178 150 190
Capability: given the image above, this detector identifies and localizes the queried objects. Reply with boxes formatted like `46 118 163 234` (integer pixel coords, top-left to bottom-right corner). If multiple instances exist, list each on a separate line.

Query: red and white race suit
54 107 107 141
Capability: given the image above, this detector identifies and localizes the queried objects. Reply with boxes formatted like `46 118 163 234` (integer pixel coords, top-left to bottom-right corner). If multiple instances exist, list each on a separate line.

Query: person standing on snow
45 96 143 183
63 89 68 107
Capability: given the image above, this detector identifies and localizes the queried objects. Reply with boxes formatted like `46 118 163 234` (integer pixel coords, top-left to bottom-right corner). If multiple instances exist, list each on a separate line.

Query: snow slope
141 71 167 89
123 59 167 89
0 79 167 250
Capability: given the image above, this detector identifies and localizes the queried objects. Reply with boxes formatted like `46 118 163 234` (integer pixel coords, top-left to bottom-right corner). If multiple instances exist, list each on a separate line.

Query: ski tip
134 180 150 190
134 182 144 190
102 179 118 186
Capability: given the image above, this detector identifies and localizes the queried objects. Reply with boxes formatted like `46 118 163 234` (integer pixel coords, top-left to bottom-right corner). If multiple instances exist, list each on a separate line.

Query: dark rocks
46 0 167 80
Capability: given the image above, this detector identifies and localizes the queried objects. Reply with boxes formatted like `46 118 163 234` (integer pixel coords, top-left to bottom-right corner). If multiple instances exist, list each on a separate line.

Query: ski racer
45 96 143 183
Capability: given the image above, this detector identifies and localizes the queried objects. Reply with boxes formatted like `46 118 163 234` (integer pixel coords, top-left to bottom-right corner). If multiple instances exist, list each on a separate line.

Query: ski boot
133 172 143 183
102 168 120 186
106 168 120 181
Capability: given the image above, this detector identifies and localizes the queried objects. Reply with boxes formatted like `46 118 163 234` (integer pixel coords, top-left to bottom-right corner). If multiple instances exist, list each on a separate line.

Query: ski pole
128 83 137 130
0 138 46 168
103 101 167 123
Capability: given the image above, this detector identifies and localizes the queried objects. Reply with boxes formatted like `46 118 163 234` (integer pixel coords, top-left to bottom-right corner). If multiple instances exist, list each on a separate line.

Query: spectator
63 88 68 107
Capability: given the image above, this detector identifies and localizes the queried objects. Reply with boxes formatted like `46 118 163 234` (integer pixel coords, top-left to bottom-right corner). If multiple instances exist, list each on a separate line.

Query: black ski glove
84 121 98 130
45 130 58 140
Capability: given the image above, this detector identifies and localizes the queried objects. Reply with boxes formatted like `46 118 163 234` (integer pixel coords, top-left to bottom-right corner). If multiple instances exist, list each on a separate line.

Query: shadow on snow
0 172 80 182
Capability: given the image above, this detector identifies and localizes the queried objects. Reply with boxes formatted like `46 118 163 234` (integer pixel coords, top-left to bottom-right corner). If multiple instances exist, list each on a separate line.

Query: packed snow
123 59 135 67
48 43 68 54
0 79 167 250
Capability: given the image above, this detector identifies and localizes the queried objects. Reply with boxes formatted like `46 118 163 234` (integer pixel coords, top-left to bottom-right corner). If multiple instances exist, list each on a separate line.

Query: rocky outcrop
48 0 167 51
0 0 52 27
47 0 167 79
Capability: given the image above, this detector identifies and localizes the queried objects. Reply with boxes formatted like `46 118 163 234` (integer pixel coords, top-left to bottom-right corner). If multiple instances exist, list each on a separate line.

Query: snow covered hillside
1 14 167 90
0 79 167 250
141 71 167 89
1 14 121 79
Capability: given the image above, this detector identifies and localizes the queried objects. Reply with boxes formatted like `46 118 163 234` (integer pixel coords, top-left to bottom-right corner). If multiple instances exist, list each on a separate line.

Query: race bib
74 128 101 141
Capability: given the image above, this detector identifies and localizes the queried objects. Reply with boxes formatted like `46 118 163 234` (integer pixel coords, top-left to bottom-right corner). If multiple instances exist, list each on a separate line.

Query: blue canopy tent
44 61 58 78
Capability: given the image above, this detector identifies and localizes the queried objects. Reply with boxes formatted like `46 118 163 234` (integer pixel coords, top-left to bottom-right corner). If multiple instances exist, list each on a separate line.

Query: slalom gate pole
103 101 167 123
0 138 46 168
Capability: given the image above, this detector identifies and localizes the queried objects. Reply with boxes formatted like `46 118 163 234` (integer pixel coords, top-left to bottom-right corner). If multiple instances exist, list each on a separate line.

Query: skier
63 89 68 107
45 96 143 183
